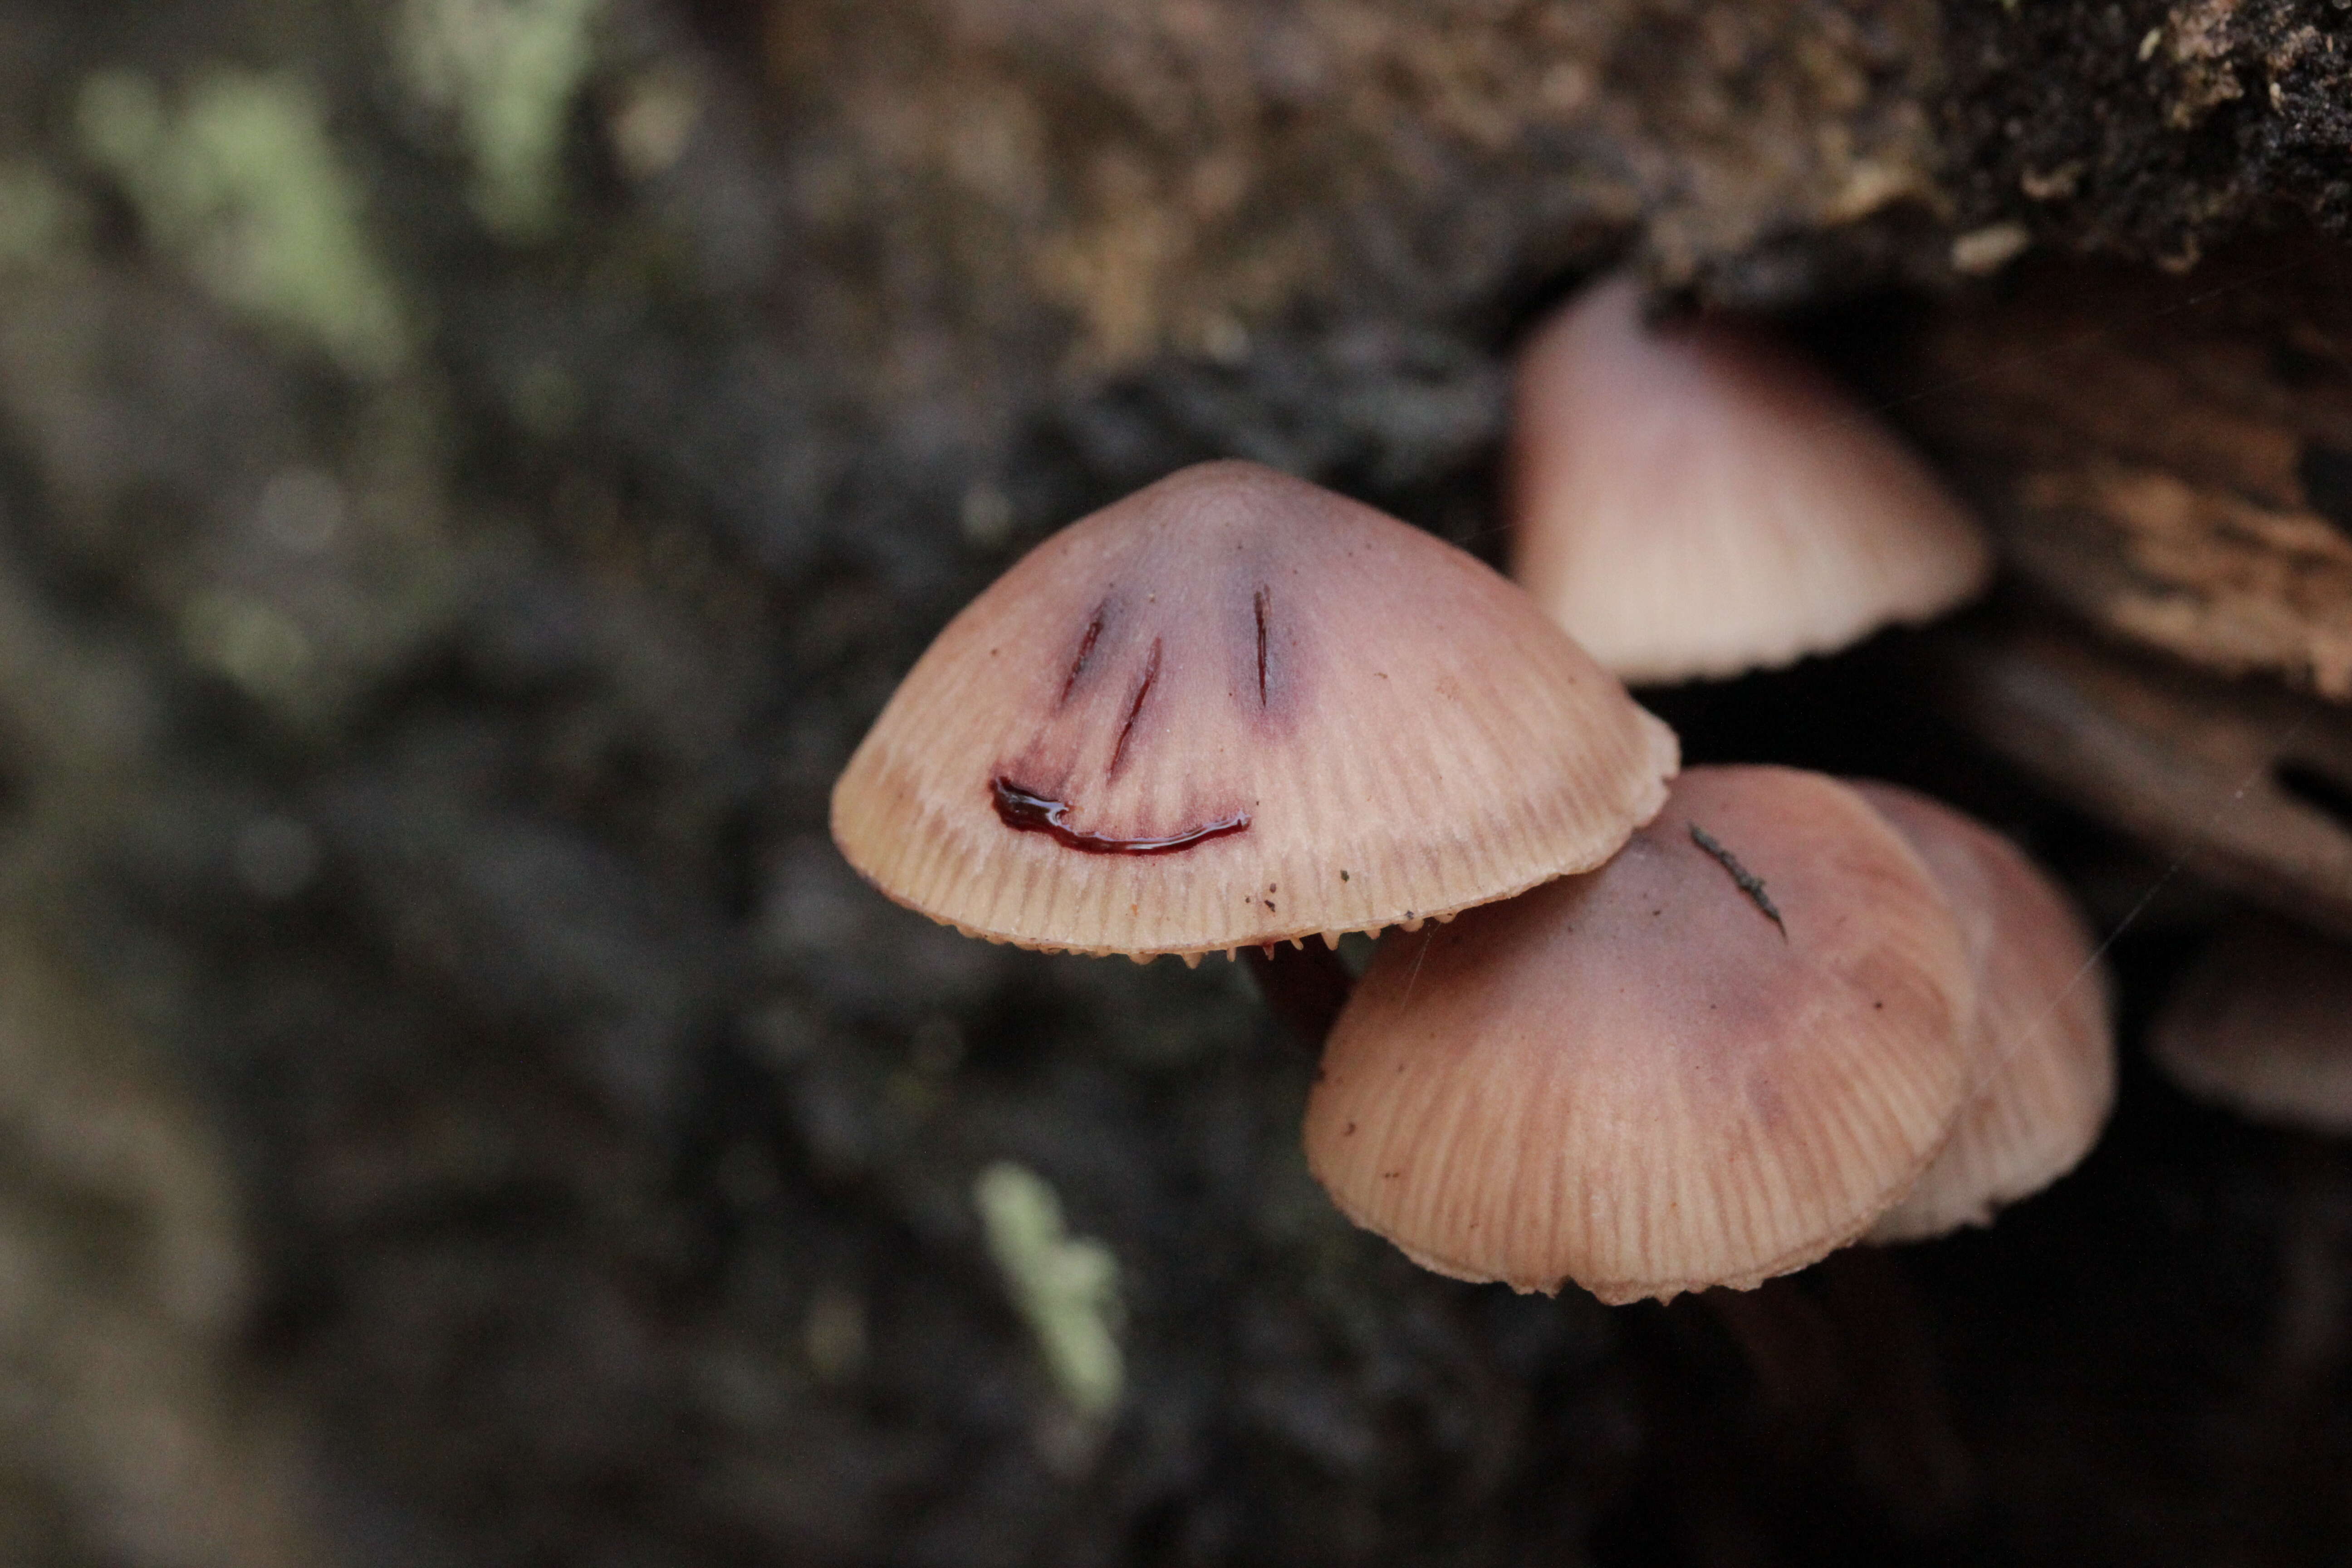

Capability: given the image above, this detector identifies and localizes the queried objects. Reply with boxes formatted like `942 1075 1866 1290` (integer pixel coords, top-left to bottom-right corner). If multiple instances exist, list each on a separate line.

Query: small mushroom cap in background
1938 616 2352 943
1304 765 1975 1304
832 461 1679 959
1852 782 2116 1242
2151 917 2352 1135
1508 274 1994 685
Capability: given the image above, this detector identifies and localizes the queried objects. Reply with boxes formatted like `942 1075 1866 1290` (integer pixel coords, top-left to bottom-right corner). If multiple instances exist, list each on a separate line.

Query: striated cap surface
1854 783 2115 1242
1305 765 1974 1303
1510 274 1993 685
832 461 1678 957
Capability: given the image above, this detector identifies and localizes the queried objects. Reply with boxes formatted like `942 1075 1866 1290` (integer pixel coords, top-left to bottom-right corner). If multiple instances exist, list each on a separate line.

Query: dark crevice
2296 443 2352 543
2274 759 2352 831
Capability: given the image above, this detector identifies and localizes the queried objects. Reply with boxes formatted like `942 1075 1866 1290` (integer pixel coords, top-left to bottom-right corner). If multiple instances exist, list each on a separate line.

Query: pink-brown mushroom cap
1509 274 1993 684
1852 783 2116 1241
1304 765 1975 1303
832 461 1679 958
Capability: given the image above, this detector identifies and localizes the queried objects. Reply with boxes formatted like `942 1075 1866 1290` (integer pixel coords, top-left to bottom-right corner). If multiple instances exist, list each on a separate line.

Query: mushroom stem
1695 1251 1973 1528
1242 941 1354 1047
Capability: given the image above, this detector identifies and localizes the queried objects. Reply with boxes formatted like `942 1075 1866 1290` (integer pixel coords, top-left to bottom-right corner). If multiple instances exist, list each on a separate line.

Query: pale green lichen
397 0 605 240
973 1161 1125 1419
179 590 314 706
74 70 412 378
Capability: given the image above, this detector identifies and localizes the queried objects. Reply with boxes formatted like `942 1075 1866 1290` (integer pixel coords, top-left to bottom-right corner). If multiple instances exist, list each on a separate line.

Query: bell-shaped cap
832 461 1679 959
1304 765 1975 1303
1852 783 2116 1241
2151 918 2352 1134
1509 274 1994 684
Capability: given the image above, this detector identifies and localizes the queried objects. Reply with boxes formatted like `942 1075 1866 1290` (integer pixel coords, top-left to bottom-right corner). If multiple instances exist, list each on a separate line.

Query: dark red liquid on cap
991 777 1250 855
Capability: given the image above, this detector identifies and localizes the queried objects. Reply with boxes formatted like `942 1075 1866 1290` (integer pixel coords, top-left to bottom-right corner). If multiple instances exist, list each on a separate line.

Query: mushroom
831 460 1680 964
1303 765 1976 1303
1937 614 2352 941
1508 274 1993 685
1849 782 2116 1240
2150 916 2352 1134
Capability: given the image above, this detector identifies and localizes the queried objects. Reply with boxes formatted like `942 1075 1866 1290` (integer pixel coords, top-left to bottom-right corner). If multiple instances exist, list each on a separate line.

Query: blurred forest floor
0 2 2347 1564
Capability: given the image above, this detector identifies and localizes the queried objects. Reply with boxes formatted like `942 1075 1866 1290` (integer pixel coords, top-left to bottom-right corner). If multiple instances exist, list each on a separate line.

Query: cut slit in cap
1850 782 2116 1241
1509 274 1994 685
2151 917 2352 1134
831 460 1680 960
1304 765 1976 1304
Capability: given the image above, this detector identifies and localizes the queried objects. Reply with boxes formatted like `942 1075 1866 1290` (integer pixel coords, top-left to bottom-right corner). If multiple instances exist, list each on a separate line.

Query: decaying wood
1907 244 2352 701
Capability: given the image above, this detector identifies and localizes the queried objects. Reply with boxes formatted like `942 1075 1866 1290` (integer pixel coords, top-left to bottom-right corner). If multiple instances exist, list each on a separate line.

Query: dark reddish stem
1243 941 1354 1047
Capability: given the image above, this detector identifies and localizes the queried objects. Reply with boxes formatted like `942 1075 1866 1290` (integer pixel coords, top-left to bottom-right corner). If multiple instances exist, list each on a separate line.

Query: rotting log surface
1906 241 2352 701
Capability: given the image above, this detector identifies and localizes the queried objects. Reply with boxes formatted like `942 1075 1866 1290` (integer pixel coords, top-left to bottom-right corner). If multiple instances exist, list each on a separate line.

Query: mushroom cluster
1305 767 2112 1301
831 274 2116 1307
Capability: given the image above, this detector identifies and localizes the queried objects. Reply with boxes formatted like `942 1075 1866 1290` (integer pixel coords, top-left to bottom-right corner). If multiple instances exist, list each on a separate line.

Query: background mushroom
1508 274 1993 685
2151 917 2352 1135
1852 781 2116 1240
1939 615 2352 940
